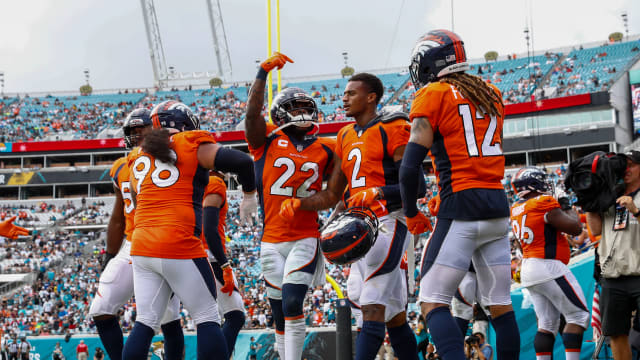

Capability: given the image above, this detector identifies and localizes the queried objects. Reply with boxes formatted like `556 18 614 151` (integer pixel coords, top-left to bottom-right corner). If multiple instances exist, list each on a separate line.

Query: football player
399 30 520 360
244 52 335 360
280 72 422 360
121 101 257 360
511 167 588 360
88 108 183 360
200 171 246 357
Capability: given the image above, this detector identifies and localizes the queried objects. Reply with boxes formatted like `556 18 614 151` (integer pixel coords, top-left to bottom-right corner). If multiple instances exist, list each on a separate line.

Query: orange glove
347 188 381 208
400 253 408 271
0 216 29 239
220 264 235 296
261 52 294 73
427 194 441 216
279 198 301 221
406 212 433 235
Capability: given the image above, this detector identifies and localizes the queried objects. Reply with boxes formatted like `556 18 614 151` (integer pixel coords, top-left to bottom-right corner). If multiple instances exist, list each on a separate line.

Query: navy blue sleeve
203 206 228 264
399 142 430 217
214 147 256 192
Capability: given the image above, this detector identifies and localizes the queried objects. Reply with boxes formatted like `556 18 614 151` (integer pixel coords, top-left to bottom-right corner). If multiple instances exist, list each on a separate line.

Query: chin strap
268 121 319 137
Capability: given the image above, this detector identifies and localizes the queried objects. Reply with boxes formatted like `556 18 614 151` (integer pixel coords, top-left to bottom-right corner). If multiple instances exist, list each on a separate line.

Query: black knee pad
282 283 308 317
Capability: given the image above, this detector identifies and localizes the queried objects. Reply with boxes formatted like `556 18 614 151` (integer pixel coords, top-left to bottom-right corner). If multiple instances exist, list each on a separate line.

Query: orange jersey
110 156 135 241
249 123 335 243
200 175 228 253
335 115 410 217
510 195 570 264
129 130 216 259
410 81 508 220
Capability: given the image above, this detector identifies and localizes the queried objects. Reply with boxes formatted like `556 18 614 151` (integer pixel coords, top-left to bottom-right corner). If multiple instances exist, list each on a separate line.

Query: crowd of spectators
1 40 637 144
0 94 144 142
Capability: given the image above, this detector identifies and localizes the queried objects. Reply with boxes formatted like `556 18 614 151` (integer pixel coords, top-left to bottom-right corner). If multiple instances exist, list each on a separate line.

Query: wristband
256 68 268 81
221 261 231 269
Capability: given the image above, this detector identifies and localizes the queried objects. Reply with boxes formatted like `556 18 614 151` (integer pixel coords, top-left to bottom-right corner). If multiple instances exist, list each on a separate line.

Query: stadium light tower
205 0 233 80
140 0 169 89
342 51 349 67
622 12 629 40
524 27 531 59
0 72 4 96
83 69 90 85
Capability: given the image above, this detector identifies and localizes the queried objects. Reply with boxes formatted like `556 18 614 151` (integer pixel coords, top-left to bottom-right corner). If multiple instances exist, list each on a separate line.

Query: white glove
240 191 258 222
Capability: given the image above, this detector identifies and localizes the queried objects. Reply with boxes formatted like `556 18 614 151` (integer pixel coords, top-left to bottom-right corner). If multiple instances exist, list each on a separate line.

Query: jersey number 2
270 157 319 197
458 104 502 157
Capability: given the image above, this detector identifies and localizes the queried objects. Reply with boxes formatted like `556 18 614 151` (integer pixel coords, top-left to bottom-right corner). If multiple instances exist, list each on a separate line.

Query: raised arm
245 52 293 149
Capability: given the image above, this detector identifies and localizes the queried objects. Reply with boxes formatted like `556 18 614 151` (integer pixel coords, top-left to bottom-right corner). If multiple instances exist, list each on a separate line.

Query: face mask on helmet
270 89 319 134
319 207 379 265
123 108 152 148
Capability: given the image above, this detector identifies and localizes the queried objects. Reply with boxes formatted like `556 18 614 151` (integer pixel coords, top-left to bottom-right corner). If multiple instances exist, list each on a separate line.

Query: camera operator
464 333 493 360
587 150 640 360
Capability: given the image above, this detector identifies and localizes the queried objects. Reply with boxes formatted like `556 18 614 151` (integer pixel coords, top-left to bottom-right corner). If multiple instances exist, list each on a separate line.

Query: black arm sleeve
381 159 426 205
214 147 256 192
203 206 228 265
399 142 430 217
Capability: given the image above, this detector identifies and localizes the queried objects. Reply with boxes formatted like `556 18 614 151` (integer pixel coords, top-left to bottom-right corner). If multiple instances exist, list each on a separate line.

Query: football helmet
320 207 379 265
409 29 469 90
123 108 152 148
269 87 318 133
150 100 200 132
512 166 552 197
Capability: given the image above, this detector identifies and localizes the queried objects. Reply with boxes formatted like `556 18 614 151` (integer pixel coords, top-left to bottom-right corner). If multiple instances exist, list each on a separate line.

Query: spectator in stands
587 150 640 360
76 340 88 360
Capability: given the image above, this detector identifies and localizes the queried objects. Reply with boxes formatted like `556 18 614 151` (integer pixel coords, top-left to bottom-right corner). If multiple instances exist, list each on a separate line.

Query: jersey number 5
458 104 502 157
132 151 180 193
512 214 534 245
270 157 319 198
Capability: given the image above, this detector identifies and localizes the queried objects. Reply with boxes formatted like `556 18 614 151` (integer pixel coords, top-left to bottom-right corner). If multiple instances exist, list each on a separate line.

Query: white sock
275 331 285 359
535 354 551 360
285 317 306 360
565 350 581 360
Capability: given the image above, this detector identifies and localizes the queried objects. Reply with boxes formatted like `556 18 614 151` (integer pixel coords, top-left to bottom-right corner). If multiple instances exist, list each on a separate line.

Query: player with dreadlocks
399 30 521 360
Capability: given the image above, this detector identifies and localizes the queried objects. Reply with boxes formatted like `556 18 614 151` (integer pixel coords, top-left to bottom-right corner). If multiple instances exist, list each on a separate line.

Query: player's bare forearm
409 116 434 148
106 190 125 254
245 78 267 149
300 159 347 211
300 190 340 212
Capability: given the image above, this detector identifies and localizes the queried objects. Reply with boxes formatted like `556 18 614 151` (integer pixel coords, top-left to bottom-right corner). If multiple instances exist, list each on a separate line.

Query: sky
1 0 639 94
